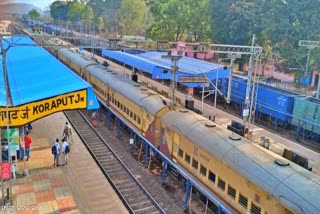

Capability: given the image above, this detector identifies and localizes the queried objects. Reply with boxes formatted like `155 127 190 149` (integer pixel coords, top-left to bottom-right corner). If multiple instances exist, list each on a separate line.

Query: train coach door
172 132 179 162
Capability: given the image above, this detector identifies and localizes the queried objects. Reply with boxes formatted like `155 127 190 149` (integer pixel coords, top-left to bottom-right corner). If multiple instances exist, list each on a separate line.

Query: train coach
292 96 320 141
161 109 320 214
220 75 320 141
220 76 297 127
54 46 173 148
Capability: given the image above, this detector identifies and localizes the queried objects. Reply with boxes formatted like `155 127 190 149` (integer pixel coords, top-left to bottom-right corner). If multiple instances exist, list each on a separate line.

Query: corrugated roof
138 51 223 75
102 49 231 88
102 49 170 74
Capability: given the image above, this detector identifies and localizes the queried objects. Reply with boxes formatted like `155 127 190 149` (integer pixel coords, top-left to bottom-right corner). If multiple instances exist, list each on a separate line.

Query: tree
146 0 191 41
261 0 320 71
187 0 211 42
84 6 94 33
28 9 40 20
67 1 86 22
97 17 105 34
119 0 147 35
50 1 69 21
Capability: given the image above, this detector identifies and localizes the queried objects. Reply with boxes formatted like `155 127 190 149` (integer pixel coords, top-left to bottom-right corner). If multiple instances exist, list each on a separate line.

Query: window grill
217 178 225 191
250 202 261 214
227 185 236 199
185 154 191 164
178 149 184 158
238 193 248 209
192 158 199 169
200 165 207 176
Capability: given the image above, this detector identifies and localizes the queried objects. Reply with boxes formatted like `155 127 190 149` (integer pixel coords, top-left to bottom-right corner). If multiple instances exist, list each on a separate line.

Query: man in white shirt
53 138 60 166
61 138 70 165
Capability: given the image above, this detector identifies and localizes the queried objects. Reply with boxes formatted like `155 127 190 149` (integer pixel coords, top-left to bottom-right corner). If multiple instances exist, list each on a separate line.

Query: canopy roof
102 49 230 88
0 36 99 127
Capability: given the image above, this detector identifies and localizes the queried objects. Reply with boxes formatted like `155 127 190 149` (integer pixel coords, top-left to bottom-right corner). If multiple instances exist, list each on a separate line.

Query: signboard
179 76 208 83
0 89 87 127
4 128 19 151
1 163 11 180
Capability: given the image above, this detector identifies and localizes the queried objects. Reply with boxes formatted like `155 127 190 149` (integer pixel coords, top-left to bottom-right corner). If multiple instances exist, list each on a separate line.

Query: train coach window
227 185 236 199
137 117 141 124
117 102 120 108
178 149 184 158
130 111 133 118
208 171 216 183
250 202 261 214
185 154 191 164
192 158 199 170
200 165 207 176
238 193 248 209
134 114 137 121
218 178 226 191
124 106 127 112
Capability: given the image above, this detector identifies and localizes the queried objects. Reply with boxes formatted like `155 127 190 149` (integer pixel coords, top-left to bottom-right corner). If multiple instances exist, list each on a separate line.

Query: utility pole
162 51 182 109
226 53 241 103
0 36 13 205
243 35 256 127
299 40 320 99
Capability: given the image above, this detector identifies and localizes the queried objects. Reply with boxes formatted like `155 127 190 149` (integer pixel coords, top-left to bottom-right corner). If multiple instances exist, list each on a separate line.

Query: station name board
179 76 208 83
0 89 87 127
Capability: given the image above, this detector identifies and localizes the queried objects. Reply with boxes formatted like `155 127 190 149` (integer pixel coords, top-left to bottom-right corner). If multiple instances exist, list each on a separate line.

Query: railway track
64 110 165 214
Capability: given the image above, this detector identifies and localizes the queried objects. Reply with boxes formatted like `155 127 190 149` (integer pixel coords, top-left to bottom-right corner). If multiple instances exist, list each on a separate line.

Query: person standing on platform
61 138 70 165
52 138 60 166
92 111 97 128
24 131 32 161
63 122 72 143
19 136 25 161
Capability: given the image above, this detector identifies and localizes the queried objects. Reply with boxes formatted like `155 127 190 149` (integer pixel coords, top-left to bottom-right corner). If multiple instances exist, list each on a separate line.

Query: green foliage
119 0 147 35
209 0 320 71
67 1 86 22
145 0 211 41
97 17 105 34
50 1 69 21
46 0 320 71
28 9 40 20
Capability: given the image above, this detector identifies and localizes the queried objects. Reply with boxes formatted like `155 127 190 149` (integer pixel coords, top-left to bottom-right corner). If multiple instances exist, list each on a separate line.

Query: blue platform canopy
102 49 170 78
102 49 231 88
138 52 231 87
0 36 99 127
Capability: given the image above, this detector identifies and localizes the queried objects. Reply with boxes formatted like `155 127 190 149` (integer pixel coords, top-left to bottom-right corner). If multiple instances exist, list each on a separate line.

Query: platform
1 112 127 213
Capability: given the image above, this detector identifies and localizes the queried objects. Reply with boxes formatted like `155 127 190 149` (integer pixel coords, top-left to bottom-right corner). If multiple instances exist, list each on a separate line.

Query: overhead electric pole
162 51 182 110
299 40 320 99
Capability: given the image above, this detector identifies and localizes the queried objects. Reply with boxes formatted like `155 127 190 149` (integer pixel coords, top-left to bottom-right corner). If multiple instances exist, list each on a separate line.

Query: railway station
1 2 320 213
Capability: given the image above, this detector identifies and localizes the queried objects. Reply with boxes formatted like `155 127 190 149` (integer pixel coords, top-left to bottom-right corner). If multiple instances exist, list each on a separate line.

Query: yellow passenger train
35 35 320 214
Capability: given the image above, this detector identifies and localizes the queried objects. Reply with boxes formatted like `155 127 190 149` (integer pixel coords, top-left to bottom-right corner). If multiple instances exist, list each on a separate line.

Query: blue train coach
255 85 299 128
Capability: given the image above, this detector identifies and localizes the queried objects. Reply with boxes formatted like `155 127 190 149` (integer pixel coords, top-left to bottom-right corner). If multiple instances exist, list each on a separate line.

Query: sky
0 0 61 10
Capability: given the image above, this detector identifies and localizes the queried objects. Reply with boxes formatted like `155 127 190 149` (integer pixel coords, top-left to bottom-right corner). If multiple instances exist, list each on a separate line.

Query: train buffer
227 120 248 137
